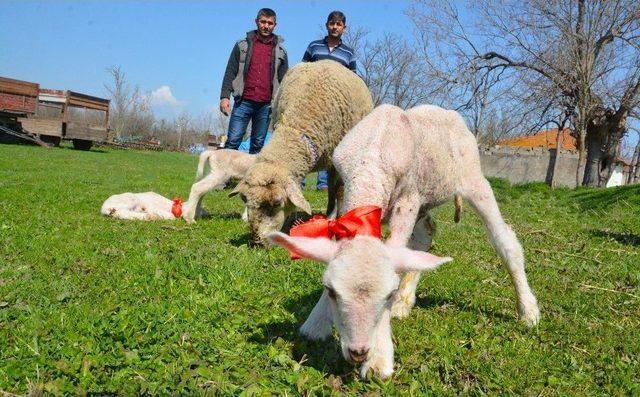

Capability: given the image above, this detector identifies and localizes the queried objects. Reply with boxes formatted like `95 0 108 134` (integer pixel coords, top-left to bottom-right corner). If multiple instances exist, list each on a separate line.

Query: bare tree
104 66 154 139
344 27 440 109
409 0 640 187
627 128 640 183
361 33 434 108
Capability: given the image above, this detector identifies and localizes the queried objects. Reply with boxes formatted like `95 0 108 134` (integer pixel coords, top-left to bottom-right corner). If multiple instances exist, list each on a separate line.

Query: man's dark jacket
220 31 288 101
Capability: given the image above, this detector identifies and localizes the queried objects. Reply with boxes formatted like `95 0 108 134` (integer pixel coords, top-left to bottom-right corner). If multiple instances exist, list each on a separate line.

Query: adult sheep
230 60 373 246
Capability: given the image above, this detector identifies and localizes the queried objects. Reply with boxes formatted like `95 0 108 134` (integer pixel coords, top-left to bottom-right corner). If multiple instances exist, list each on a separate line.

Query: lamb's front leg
391 210 437 318
183 172 226 222
386 196 421 319
300 290 333 340
359 310 394 379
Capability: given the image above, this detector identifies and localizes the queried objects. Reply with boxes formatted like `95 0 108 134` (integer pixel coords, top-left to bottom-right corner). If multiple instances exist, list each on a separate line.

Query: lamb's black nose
348 348 369 363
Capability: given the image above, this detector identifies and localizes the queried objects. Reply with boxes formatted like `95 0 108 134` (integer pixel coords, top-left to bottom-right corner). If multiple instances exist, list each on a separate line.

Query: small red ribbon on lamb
171 197 183 218
288 205 382 259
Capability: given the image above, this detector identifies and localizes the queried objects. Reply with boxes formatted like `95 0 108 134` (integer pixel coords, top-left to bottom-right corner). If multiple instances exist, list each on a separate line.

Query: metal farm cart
0 76 110 150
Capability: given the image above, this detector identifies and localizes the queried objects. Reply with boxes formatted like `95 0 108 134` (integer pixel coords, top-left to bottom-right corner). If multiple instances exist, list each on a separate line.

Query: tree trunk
549 127 565 189
582 126 606 186
574 118 587 187
630 142 640 184
581 107 627 187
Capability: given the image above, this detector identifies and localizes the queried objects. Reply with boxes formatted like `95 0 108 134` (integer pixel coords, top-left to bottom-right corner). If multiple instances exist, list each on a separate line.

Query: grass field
1 143 639 395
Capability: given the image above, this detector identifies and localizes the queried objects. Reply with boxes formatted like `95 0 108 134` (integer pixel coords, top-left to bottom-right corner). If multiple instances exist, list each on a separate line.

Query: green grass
1 143 638 395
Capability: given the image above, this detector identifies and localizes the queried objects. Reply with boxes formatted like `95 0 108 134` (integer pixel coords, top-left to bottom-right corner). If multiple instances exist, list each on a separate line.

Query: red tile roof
498 128 577 151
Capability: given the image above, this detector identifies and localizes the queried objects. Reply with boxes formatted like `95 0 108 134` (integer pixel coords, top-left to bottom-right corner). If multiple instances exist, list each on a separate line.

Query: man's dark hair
326 10 346 24
257 8 276 20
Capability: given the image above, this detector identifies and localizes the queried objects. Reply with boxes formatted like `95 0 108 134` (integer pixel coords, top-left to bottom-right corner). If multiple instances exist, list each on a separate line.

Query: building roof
498 128 577 151
498 128 634 171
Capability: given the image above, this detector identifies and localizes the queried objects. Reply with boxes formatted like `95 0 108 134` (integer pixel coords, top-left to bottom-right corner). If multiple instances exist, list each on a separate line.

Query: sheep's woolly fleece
255 59 374 181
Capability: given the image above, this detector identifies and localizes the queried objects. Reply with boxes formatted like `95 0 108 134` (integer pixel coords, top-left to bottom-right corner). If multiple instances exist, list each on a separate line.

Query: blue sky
2 1 637 154
1 0 412 119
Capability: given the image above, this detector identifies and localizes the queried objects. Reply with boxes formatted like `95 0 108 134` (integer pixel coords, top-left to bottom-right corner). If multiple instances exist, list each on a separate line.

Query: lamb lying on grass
101 192 189 221
182 149 256 223
230 60 373 246
268 104 540 379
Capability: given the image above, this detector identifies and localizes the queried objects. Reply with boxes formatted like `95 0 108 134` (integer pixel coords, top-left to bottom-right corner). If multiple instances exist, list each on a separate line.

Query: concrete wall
479 146 585 188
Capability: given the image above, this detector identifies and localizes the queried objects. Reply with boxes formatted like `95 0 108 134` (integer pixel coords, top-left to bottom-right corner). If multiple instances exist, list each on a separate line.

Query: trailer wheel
72 139 93 151
40 135 61 147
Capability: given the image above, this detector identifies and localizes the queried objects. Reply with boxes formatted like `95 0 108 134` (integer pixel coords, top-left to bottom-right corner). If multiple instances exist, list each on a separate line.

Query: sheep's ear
387 246 452 273
284 179 312 215
228 185 241 198
267 231 338 263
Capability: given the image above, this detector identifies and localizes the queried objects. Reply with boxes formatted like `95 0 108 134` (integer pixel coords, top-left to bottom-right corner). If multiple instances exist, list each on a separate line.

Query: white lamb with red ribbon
100 192 188 221
268 104 540 379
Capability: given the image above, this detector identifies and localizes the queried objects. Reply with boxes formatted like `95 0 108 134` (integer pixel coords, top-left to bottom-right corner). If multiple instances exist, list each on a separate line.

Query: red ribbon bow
288 205 382 259
171 197 183 218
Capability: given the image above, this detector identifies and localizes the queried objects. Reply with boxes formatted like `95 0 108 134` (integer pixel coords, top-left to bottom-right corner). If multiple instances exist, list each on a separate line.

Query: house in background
605 158 632 187
497 128 631 187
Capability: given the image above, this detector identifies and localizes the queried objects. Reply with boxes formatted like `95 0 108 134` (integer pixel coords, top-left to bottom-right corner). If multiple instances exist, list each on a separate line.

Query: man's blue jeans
302 170 328 190
225 99 271 154
316 170 328 190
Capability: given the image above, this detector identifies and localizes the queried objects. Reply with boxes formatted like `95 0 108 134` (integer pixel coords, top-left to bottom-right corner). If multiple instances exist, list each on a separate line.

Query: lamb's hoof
390 300 412 319
359 359 393 380
299 323 332 341
520 305 541 327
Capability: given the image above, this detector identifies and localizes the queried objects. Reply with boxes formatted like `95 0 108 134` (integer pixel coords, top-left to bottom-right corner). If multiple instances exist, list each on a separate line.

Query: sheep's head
267 232 451 376
231 163 311 247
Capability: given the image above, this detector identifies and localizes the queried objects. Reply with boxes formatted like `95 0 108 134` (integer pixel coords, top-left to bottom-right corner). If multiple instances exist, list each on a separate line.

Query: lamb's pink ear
387 246 453 273
267 231 338 263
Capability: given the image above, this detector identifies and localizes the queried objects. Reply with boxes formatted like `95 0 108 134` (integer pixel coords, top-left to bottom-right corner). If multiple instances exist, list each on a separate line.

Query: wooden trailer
0 77 48 146
0 76 110 150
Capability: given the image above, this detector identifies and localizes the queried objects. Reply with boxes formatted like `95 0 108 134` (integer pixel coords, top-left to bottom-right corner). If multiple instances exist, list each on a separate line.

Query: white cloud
149 85 183 108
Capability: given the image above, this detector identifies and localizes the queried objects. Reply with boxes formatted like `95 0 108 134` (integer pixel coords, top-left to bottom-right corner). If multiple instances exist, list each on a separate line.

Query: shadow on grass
414 294 514 323
590 229 640 246
569 184 640 211
249 288 356 380
226 212 314 247
229 233 252 247
59 146 108 154
207 212 242 221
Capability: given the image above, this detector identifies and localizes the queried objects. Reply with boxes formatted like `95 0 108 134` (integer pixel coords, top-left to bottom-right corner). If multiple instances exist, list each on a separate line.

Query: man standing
220 8 288 154
302 10 357 70
302 10 357 190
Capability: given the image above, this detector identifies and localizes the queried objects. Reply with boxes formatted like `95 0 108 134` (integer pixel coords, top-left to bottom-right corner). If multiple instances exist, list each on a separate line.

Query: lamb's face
267 232 452 376
233 179 289 246
322 238 400 364
232 164 311 247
